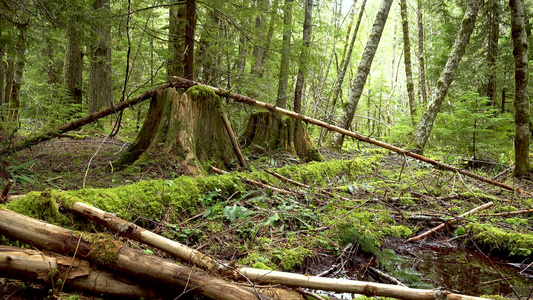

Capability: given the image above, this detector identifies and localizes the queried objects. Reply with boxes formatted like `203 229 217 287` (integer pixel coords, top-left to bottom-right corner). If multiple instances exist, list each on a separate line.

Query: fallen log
4 81 182 154
0 245 167 299
0 208 271 300
69 201 488 300
173 77 533 197
406 201 494 242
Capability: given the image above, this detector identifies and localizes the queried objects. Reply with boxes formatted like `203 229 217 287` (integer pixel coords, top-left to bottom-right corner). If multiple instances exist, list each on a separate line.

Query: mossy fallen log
0 208 272 300
0 245 168 299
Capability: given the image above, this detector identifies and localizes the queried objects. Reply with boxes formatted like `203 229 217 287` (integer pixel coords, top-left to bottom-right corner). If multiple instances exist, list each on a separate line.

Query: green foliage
7 161 36 184
433 92 514 160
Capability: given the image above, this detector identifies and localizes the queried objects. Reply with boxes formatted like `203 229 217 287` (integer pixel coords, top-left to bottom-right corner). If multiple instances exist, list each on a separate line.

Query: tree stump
241 111 322 162
117 86 237 173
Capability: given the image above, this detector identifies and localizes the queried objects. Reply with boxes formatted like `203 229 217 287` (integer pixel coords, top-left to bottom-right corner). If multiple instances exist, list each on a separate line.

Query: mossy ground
1 135 533 299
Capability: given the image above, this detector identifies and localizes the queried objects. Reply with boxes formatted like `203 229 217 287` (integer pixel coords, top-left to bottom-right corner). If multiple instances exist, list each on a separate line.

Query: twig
211 167 298 196
82 135 109 189
479 209 533 217
406 202 494 242
294 288 322 300
59 233 83 293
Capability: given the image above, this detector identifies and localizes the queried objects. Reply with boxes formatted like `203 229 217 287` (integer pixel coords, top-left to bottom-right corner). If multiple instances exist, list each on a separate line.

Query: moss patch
466 223 533 256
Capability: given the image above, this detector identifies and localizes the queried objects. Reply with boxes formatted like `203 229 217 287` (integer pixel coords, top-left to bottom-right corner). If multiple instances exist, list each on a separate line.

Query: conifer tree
276 0 294 109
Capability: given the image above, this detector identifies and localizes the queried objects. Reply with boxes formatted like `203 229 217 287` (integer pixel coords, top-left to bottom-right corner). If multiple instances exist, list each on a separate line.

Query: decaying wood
0 245 166 299
406 202 494 242
478 208 533 217
71 201 487 300
1 179 13 203
236 267 487 300
211 166 298 196
173 77 533 197
0 208 271 300
220 108 246 168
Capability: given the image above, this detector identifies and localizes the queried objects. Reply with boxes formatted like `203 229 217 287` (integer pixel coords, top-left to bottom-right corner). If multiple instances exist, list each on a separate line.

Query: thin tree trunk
0 27 4 106
64 32 83 105
412 0 481 151
416 0 428 106
487 0 500 106
258 0 280 78
276 0 294 109
251 0 269 75
184 0 196 79
9 23 28 119
89 0 113 113
330 0 393 148
4 60 14 107
328 0 367 120
293 0 313 113
400 0 416 125
510 0 530 177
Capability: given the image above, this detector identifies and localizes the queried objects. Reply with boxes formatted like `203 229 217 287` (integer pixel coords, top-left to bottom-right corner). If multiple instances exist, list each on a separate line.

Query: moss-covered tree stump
116 86 237 173
241 111 322 162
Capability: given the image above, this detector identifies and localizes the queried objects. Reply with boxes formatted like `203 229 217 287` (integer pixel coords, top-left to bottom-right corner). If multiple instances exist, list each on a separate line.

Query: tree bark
8 22 28 119
400 0 416 125
486 0 500 106
89 0 113 113
0 26 4 106
251 0 269 75
0 209 271 300
0 245 169 299
293 0 313 113
330 0 393 148
416 0 428 106
168 2 186 77
258 0 280 78
412 0 481 151
64 31 83 105
275 0 294 109
510 0 530 177
184 0 196 79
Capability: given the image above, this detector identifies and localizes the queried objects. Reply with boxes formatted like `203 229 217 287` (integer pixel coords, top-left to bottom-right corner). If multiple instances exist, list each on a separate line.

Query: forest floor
1 135 533 300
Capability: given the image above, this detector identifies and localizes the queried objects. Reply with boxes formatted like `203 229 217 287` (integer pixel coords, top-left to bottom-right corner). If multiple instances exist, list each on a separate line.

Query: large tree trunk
0 209 271 300
0 26 4 106
8 23 28 120
416 0 428 106
241 112 321 162
168 2 186 77
184 0 196 79
89 0 113 113
258 0 280 78
275 0 294 109
510 0 530 177
117 86 237 173
400 0 416 125
329 0 393 148
64 31 83 105
251 0 269 75
412 0 481 151
293 0 313 113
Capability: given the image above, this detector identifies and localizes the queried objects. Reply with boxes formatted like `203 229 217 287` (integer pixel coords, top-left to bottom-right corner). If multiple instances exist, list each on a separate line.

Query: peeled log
0 208 270 300
0 246 166 299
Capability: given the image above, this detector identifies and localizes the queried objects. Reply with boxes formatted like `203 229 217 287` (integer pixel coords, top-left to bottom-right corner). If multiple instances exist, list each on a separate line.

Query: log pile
0 205 489 300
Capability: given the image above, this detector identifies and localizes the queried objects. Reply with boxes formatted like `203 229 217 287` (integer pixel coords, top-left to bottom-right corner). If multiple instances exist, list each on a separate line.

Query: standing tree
276 0 294 109
88 0 113 113
64 32 83 105
510 0 530 177
168 0 195 79
486 0 500 105
293 0 313 113
416 0 428 106
400 0 416 125
329 0 394 148
411 0 481 151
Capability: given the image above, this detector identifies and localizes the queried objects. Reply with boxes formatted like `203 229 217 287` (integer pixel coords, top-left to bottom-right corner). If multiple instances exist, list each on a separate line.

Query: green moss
187 85 219 105
383 225 413 238
466 223 533 256
275 246 311 271
5 189 69 225
239 252 275 270
82 232 123 265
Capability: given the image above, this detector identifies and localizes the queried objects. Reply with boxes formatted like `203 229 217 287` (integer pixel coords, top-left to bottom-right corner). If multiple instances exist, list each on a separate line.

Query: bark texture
89 0 113 113
416 0 428 106
168 3 186 77
275 0 294 109
116 87 236 173
0 209 271 300
184 0 196 79
8 22 28 119
400 0 416 125
64 32 83 105
412 0 481 151
293 0 313 113
330 0 393 148
510 0 530 177
486 0 500 105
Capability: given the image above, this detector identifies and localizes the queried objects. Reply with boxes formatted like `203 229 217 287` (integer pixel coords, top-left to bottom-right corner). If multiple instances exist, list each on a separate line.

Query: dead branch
211 166 298 196
406 202 494 242
0 208 271 300
173 77 533 198
1 179 13 203
220 109 246 168
0 245 167 298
